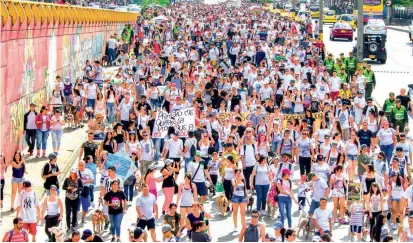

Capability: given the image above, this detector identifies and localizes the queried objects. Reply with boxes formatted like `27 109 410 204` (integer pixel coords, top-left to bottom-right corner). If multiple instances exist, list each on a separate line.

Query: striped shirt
2 229 28 242
349 203 364 226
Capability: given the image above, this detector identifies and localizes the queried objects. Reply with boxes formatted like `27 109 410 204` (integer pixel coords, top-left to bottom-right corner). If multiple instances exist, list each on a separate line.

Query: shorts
194 182 207 196
137 217 155 230
12 177 24 183
231 195 247 203
80 196 91 212
315 230 330 236
350 225 362 233
391 197 401 202
102 204 108 216
347 154 357 161
309 200 320 215
23 223 37 235
180 205 192 208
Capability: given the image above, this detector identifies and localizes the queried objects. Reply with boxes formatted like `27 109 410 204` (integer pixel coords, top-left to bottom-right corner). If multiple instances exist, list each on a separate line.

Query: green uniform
383 98 396 121
334 63 346 73
324 58 335 74
391 105 408 132
363 70 376 99
337 72 348 84
346 56 357 78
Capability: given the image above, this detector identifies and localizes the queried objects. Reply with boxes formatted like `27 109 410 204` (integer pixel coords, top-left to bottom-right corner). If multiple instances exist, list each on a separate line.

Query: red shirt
2 229 29 242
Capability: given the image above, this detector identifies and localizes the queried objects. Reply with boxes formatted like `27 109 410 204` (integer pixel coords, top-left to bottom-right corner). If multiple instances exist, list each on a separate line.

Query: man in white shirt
106 36 118 66
240 135 259 191
117 93 134 130
136 184 158 242
353 91 366 126
139 131 155 176
163 131 184 172
77 161 94 222
188 151 212 204
16 181 40 242
312 198 333 237
329 70 341 102
24 103 38 156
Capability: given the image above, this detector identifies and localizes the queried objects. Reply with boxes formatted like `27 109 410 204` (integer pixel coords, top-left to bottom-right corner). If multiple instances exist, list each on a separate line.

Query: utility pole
319 0 323 41
356 0 363 62
291 0 296 17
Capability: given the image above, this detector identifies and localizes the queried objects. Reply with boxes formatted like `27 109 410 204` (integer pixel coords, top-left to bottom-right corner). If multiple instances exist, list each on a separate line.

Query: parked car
364 19 387 35
115 6 128 11
354 34 387 64
310 5 319 18
330 22 353 41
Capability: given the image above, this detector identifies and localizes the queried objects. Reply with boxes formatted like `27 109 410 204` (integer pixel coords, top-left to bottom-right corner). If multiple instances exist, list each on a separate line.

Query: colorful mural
0 14 127 160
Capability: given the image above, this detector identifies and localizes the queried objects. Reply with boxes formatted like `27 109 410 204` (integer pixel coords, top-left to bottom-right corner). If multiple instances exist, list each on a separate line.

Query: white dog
48 226 65 242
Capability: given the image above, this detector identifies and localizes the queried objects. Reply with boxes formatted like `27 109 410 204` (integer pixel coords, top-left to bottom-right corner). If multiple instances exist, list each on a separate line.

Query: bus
363 0 384 23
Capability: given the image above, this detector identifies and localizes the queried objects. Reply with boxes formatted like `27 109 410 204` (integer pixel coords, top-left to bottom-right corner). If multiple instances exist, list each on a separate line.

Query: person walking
238 209 266 242
231 169 248 232
35 106 51 158
62 169 83 232
10 151 26 211
2 217 29 242
24 103 37 156
16 181 40 242
41 153 61 196
250 156 272 216
136 184 159 242
77 160 94 224
50 110 65 155
40 185 63 242
277 168 294 228
104 180 127 242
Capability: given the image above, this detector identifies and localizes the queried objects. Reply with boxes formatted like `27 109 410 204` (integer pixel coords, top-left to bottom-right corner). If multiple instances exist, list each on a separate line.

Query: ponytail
280 227 286 242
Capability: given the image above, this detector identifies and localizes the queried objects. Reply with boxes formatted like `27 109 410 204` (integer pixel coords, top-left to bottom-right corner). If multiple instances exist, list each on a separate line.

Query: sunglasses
251 215 259 218
302 133 308 135
143 134 148 137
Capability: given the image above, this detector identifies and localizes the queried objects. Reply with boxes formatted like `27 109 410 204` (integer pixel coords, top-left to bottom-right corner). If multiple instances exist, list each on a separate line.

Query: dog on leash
217 194 229 216
92 209 105 234
48 226 65 242
296 210 309 237
64 104 74 128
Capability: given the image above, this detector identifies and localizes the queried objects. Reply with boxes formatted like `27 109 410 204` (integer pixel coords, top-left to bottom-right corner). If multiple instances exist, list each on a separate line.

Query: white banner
152 108 195 138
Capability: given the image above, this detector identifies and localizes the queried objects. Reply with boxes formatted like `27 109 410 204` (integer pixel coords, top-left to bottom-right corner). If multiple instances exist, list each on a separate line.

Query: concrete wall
0 2 135 159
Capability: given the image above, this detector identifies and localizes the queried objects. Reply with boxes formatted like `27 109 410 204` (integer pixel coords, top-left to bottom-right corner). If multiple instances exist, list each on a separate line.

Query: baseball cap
195 150 202 157
23 181 31 188
171 83 177 88
281 168 292 176
133 227 144 239
48 153 57 160
81 229 93 240
273 221 283 230
70 168 77 173
162 224 172 233
312 235 321 242
389 92 395 96
396 147 403 152
361 144 368 149
176 96 182 101
308 172 316 181
317 154 324 160
165 159 174 166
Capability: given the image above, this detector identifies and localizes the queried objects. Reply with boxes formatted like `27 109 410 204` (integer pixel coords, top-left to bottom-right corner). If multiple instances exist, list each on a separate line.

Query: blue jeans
380 144 394 163
272 141 279 154
184 157 193 173
86 99 96 110
255 184 270 211
36 130 50 150
278 196 292 228
108 48 116 65
124 180 136 202
282 108 292 114
109 213 123 237
51 129 63 150
153 138 164 161
106 102 115 123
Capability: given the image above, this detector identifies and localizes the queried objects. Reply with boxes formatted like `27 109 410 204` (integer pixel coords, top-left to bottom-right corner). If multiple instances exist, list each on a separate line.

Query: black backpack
189 139 196 157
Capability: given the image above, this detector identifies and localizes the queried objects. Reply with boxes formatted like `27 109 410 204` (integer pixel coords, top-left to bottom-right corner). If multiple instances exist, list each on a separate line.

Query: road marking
374 70 413 74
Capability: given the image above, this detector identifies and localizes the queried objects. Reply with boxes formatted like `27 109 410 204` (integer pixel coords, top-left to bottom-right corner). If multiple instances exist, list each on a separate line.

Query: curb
387 26 410 33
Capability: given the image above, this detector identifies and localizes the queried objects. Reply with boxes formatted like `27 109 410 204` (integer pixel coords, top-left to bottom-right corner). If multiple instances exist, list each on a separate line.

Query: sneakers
42 150 46 158
29 150 33 156
81 219 86 224
260 210 266 216
340 219 348 224
391 223 397 230
111 237 115 242
36 150 40 158
91 203 95 209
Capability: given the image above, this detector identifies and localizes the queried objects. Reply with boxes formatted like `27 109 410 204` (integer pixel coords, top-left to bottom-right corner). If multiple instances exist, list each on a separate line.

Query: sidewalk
0 125 87 235
387 25 411 33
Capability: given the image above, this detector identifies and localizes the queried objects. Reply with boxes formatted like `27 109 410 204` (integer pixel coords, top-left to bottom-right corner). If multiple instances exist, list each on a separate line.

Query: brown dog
92 209 105 234
217 194 229 216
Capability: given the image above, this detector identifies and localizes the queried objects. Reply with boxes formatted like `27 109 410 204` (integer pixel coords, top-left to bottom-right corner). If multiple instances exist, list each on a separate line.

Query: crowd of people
2 0 413 242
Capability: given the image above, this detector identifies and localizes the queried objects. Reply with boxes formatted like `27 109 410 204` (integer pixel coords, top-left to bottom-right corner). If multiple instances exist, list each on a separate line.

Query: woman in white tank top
41 185 63 241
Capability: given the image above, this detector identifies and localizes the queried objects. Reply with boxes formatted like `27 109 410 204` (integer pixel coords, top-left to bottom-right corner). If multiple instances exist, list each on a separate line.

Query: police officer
391 98 409 133
324 53 335 75
345 51 357 81
383 92 396 122
363 64 376 100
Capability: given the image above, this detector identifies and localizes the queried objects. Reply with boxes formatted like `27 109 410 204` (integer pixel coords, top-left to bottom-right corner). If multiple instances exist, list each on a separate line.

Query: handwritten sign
152 107 195 138
218 112 251 123
105 151 137 181
282 112 323 130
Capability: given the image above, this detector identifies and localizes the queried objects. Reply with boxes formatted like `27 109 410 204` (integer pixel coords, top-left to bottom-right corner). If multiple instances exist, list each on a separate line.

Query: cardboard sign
348 182 361 201
152 107 195 138
105 150 137 181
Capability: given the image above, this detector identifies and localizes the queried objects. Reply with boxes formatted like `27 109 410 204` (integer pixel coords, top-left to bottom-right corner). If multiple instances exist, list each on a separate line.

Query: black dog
247 196 254 213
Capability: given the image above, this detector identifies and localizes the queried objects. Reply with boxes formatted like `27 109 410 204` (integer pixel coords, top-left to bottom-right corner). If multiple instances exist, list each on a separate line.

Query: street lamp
356 0 363 61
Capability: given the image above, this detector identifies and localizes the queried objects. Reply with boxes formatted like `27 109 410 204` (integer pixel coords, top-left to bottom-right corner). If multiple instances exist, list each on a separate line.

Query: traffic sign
386 1 391 6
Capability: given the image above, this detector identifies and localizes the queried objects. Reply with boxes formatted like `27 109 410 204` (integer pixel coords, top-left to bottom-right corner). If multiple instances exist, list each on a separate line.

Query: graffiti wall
0 15 127 160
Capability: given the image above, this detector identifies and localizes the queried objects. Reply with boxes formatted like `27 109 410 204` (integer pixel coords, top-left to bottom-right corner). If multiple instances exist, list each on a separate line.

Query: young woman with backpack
276 168 294 228
330 165 348 224
231 169 248 231
176 173 198 233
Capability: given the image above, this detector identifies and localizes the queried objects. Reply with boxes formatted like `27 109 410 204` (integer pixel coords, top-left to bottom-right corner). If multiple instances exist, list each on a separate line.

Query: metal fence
392 8 413 20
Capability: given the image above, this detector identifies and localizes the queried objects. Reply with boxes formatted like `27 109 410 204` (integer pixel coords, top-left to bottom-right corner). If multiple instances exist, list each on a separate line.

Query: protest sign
152 107 195 138
282 112 323 130
105 151 137 181
218 112 251 123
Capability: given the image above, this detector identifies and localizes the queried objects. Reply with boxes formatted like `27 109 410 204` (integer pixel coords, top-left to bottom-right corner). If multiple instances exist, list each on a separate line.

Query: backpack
52 90 64 103
8 230 26 242
243 144 256 157
279 138 293 154
277 162 293 178
244 223 260 242
63 83 72 96
189 139 196 157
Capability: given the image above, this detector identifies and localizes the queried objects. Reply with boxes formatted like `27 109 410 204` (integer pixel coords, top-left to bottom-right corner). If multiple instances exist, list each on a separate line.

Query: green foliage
141 0 170 7
392 0 413 7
